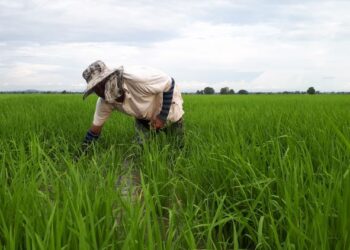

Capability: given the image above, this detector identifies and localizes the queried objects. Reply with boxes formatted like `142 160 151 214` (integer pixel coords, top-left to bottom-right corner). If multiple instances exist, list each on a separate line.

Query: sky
0 0 349 92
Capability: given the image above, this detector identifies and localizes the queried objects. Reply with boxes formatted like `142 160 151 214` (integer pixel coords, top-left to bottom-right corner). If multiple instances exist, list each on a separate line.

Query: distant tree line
1 86 350 95
0 90 83 94
196 87 249 95
193 86 330 95
219 87 235 95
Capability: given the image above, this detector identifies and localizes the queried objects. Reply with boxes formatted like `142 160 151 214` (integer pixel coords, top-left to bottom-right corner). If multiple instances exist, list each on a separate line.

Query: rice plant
0 94 349 249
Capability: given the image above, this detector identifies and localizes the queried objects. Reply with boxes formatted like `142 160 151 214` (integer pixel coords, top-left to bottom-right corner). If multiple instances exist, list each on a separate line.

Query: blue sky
0 0 349 92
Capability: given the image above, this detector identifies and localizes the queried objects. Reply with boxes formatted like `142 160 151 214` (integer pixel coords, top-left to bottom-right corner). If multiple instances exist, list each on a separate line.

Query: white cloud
0 0 350 92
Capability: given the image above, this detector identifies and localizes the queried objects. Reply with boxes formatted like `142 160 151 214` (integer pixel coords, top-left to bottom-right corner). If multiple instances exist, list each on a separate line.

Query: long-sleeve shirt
92 65 184 126
158 78 175 121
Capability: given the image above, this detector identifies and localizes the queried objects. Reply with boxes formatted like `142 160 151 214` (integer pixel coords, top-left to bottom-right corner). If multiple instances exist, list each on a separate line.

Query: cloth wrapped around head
82 60 124 102
104 72 122 103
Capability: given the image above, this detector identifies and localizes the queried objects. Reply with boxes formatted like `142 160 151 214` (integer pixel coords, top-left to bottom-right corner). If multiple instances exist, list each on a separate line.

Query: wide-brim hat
82 60 118 100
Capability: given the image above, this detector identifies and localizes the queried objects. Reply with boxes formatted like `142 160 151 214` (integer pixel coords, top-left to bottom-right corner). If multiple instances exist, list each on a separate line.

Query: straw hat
82 60 118 100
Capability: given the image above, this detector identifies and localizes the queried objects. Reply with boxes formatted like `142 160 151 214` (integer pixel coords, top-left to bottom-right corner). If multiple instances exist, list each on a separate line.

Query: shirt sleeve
158 78 175 121
92 98 113 126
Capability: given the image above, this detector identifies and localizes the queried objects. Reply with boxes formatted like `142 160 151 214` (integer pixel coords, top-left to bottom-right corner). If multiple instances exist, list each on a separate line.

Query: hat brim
83 68 118 100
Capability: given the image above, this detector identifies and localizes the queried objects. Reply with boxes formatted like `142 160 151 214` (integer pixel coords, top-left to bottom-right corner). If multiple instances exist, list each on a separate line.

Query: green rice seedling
0 94 349 249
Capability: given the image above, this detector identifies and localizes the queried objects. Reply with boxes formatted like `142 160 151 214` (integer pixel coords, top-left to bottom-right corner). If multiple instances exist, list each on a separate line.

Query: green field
0 94 349 249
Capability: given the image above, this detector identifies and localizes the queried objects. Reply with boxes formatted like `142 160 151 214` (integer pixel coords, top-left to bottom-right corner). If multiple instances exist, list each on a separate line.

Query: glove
79 129 100 156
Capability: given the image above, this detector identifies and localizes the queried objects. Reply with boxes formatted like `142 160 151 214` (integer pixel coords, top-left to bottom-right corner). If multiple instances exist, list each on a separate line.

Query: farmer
81 60 184 149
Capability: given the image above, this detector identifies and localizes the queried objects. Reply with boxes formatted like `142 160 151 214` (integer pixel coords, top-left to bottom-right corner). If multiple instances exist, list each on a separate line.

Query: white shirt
92 65 184 126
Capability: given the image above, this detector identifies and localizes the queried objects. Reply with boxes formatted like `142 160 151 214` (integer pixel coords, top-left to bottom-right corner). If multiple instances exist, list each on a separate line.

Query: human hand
151 116 165 130
73 129 100 161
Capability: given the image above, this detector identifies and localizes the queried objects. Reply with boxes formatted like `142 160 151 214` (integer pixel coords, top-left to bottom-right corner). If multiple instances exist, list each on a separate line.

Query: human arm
80 98 113 152
151 78 175 129
82 124 103 146
157 78 174 120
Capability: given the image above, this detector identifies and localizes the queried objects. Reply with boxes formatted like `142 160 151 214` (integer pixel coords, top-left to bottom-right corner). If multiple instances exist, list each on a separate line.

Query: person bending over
81 60 184 150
